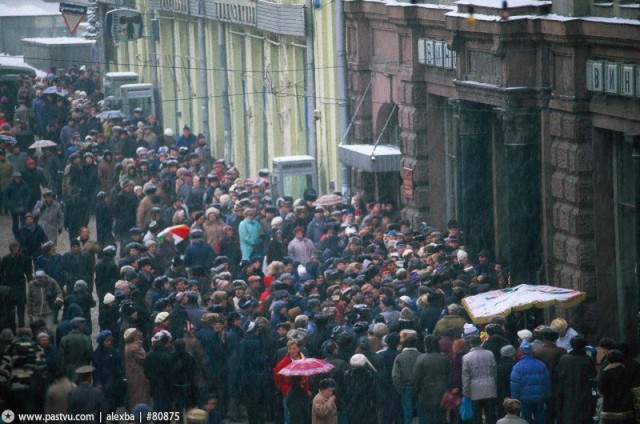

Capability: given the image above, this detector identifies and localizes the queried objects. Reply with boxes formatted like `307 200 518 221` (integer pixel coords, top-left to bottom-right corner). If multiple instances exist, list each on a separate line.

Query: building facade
344 0 640 344
96 0 343 195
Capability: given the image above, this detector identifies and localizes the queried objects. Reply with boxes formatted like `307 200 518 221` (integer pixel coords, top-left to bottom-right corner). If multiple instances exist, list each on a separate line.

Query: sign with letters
587 59 640 100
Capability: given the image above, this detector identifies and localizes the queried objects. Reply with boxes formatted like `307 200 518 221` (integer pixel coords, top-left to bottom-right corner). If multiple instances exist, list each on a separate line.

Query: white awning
338 144 401 173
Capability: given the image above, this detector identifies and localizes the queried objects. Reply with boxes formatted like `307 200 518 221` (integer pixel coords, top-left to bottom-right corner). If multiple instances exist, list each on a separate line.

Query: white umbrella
29 140 57 149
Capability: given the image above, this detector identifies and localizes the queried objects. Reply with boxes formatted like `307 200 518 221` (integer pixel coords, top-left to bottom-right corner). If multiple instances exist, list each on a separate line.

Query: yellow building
97 0 342 193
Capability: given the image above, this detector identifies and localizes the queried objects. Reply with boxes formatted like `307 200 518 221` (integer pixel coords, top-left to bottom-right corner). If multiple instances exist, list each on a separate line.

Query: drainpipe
336 0 350 199
218 23 232 164
197 0 210 146
305 0 317 165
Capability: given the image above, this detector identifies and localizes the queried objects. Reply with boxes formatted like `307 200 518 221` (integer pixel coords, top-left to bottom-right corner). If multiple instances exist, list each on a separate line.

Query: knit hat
520 340 532 354
501 344 516 357
517 329 533 341
457 250 468 261
350 353 367 367
103 293 115 305
96 330 112 344
155 312 169 324
399 307 415 322
463 323 479 337
272 301 287 312
399 295 412 305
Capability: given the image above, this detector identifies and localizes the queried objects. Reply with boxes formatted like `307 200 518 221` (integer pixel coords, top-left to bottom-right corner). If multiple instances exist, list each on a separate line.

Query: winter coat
136 195 154 229
4 179 31 213
95 199 113 246
413 351 450 405
510 354 551 403
124 341 150 406
483 335 510 362
34 253 63 289
203 218 225 254
18 224 48 258
56 304 87 345
144 345 173 403
183 240 215 269
33 200 64 243
67 384 106 424
273 354 311 396
1 252 32 303
236 334 271 399
238 218 261 261
95 257 119 299
343 366 380 424
21 166 47 209
306 217 325 246
27 275 63 316
392 347 421 388
312 391 338 424
60 251 92 293
555 351 595 424
533 342 566 387
287 384 312 424
113 190 138 237
497 356 515 402
92 345 125 409
599 363 634 416
44 377 74 414
288 237 315 265
58 329 93 378
462 346 497 400
433 314 468 337
0 158 14 192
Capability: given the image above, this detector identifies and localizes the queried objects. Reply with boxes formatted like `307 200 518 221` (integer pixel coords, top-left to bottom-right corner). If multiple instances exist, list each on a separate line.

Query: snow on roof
106 72 140 78
272 155 316 163
0 0 61 17
339 144 401 156
456 0 550 8
22 38 96 46
0 54 47 78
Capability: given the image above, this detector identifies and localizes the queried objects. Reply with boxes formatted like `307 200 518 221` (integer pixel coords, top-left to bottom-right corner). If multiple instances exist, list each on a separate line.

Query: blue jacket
510 354 551 403
184 240 214 268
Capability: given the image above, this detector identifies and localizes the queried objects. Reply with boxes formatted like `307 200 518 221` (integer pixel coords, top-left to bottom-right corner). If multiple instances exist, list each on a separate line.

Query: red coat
273 354 311 396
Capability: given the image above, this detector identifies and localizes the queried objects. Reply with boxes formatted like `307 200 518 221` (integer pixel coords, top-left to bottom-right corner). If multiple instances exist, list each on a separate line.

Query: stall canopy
462 284 587 324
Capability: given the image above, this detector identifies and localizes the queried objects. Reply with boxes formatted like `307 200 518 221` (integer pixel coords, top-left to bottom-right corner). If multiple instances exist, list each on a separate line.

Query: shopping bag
440 389 462 410
458 396 473 421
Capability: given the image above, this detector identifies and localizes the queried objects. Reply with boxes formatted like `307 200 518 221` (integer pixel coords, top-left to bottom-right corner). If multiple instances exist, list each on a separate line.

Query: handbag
458 396 473 421
440 389 462 410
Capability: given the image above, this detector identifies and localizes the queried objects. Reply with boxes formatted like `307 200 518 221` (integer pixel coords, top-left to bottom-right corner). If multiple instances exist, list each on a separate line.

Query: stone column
449 99 494 257
496 107 542 283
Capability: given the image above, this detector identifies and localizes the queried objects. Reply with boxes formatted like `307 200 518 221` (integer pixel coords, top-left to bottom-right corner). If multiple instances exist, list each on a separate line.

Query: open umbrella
29 140 57 149
461 284 587 325
43 86 68 97
157 224 191 244
277 358 334 377
313 194 345 207
0 134 17 144
96 110 127 120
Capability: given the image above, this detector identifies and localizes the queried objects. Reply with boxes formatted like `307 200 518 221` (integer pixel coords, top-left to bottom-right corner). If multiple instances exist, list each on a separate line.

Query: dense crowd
0 65 639 424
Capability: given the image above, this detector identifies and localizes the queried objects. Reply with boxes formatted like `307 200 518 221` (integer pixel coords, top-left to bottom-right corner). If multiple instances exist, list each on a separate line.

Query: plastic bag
458 396 473 421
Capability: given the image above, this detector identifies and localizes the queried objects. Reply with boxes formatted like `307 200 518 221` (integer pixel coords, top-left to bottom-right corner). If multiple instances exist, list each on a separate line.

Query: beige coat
124 341 150 406
312 392 337 424
45 377 75 414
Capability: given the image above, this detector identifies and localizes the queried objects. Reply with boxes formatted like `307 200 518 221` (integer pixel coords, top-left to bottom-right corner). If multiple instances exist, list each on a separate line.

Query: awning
338 144 401 173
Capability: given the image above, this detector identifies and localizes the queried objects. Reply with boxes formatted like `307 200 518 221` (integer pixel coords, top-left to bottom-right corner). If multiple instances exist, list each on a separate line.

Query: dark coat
413 352 450 405
95 257 119 299
555 351 596 424
496 356 515 402
60 251 92 293
92 345 125 410
236 334 271 398
4 179 31 213
58 329 92 378
67 384 105 424
113 190 138 237
599 363 634 415
143 345 173 402
18 224 48 258
1 252 32 302
34 253 62 288
343 366 379 424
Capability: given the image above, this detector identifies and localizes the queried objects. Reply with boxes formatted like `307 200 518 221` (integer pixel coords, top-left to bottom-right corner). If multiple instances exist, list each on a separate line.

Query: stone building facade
343 0 640 345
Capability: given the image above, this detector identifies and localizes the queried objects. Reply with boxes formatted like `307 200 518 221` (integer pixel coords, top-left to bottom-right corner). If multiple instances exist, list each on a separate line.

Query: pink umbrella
277 358 334 377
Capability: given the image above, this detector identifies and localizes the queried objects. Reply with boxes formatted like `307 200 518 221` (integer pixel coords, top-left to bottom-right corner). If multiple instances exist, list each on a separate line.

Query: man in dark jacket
113 180 138 246
5 171 31 238
95 246 119 311
1 241 32 327
60 239 92 294
533 326 566 424
413 335 450 424
67 365 106 424
17 213 48 261
144 331 174 424
58 317 93 379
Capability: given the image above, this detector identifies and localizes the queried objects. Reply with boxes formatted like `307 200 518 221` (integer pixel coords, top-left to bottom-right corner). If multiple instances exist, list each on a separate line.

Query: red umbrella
157 224 191 244
277 358 334 377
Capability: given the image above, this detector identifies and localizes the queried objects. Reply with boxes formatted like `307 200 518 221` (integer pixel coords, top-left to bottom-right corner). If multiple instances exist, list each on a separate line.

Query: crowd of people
0 65 639 424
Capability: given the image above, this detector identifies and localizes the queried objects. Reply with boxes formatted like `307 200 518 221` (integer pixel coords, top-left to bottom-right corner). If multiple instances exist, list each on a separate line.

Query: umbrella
157 224 191 244
461 284 587 325
313 194 345 207
0 134 17 144
277 358 334 377
43 86 68 97
96 110 127 120
29 140 57 149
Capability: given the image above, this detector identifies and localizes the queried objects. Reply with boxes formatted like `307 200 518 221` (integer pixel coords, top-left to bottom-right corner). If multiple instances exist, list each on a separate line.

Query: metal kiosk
270 155 317 201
